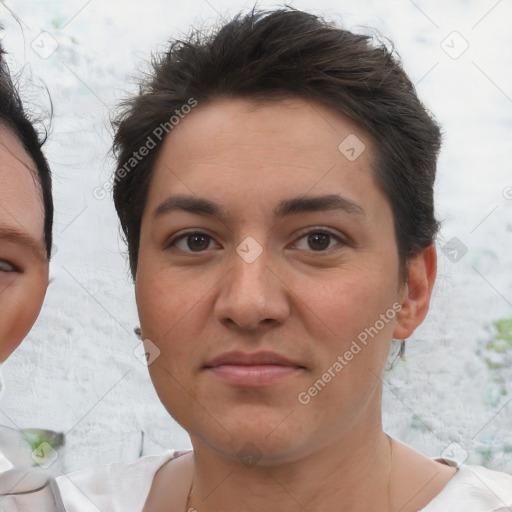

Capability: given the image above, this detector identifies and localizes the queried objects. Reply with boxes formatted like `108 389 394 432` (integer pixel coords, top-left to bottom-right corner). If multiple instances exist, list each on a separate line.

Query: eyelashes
168 232 215 253
292 230 345 252
165 227 347 255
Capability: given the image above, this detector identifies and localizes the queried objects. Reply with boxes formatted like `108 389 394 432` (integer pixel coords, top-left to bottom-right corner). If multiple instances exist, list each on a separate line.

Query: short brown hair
112 6 441 279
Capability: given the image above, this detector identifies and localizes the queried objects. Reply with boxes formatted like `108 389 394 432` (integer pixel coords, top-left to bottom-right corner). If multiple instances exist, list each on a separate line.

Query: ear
393 243 437 340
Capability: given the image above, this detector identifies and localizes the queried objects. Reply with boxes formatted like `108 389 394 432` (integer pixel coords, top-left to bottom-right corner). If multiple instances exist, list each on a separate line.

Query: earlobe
393 244 437 340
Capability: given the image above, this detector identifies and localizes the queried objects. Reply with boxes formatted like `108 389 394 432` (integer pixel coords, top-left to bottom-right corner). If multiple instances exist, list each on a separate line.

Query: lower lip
206 365 303 387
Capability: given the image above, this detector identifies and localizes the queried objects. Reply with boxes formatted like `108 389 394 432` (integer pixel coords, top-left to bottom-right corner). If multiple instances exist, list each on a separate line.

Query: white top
56 450 512 512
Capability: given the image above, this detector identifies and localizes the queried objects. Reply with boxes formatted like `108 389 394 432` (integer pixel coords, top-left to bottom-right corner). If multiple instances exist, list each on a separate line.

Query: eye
0 259 19 272
166 231 218 253
165 228 347 254
292 228 346 252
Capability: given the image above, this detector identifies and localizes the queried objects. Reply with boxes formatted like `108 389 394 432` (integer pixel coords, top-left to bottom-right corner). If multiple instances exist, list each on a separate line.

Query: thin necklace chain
185 479 193 512
185 435 394 512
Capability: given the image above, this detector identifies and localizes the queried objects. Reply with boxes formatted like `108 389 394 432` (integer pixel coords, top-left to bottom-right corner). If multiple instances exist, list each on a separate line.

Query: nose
214 246 290 331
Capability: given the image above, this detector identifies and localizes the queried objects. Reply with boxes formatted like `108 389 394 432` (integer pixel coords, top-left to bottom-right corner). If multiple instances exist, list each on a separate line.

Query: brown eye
307 233 331 251
185 234 211 251
293 228 345 253
166 231 217 253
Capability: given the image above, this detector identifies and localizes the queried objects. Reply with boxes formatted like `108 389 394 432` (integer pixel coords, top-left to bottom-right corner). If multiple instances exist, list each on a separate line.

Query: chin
184 406 319 466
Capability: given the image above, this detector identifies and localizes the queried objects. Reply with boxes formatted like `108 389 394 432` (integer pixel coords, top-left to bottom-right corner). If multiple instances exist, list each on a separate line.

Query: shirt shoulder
56 449 187 512
0 451 13 473
421 464 512 512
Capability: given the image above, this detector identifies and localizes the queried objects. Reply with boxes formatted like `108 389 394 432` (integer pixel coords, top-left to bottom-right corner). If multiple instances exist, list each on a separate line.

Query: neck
187 427 392 512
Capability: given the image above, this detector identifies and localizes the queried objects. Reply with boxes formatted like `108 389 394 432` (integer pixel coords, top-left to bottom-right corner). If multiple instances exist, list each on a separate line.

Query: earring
134 326 142 339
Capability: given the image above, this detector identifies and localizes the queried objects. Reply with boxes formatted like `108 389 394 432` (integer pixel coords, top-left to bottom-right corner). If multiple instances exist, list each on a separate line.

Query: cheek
0 274 47 361
299 265 398 335
0 272 18 295
136 266 207 424
135 263 205 347
293 263 400 394
137 270 180 333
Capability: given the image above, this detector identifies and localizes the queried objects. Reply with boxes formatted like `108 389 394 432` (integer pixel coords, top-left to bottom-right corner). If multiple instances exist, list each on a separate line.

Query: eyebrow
0 226 47 261
153 193 366 220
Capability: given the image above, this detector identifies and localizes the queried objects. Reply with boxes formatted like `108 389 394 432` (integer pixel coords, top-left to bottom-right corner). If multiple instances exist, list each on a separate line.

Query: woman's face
136 97 422 462
0 126 49 362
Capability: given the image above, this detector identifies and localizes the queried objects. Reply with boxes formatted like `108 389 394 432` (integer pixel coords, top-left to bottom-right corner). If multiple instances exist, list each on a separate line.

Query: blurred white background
0 0 511 474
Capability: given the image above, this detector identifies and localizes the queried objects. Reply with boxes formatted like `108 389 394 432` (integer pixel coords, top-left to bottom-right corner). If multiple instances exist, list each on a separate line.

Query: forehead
148 96 382 218
0 124 45 253
165 96 374 161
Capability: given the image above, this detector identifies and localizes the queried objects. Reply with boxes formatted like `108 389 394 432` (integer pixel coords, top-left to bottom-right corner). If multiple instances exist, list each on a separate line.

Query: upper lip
204 351 304 368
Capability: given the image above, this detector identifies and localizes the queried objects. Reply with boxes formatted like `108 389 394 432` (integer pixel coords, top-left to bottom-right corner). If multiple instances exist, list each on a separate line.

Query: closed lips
203 351 305 368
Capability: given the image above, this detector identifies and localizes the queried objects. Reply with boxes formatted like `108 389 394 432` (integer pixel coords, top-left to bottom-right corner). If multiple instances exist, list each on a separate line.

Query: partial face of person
0 126 49 362
135 97 415 463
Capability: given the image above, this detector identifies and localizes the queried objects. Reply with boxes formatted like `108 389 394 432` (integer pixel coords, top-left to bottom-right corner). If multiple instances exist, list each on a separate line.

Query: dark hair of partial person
0 39 53 259
112 6 442 280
